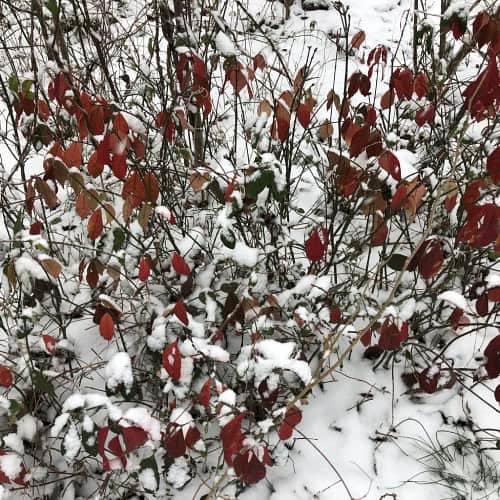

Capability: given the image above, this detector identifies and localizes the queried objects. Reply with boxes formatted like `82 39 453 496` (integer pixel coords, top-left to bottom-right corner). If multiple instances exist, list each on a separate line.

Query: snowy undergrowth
0 0 499 499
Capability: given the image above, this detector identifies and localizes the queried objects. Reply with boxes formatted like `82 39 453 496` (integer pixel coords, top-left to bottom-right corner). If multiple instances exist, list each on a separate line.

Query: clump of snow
63 422 81 461
105 352 134 392
17 414 38 442
215 31 237 56
0 453 23 481
166 457 190 489
139 468 157 491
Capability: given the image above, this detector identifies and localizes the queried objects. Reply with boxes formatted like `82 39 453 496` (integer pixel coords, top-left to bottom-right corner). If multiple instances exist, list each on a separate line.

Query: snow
226 241 259 267
215 31 238 56
16 415 38 442
105 352 134 392
63 422 80 461
0 454 23 481
166 457 190 489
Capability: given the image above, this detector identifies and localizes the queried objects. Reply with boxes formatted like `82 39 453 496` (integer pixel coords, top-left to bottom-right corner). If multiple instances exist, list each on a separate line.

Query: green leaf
245 170 273 199
386 253 407 271
113 228 126 251
8 74 19 93
220 228 236 249
21 79 34 96
13 210 23 234
32 371 55 396
45 0 58 17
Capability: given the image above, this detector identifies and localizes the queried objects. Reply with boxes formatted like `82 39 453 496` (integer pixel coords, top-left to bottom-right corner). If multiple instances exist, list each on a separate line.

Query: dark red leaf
164 424 186 458
99 313 115 341
305 226 328 262
42 334 56 354
138 257 150 282
487 147 500 184
172 252 191 275
111 154 127 179
121 426 148 453
418 239 444 280
143 172 160 203
220 414 246 465
330 306 341 323
113 113 129 138
88 208 103 240
391 184 408 210
162 340 182 380
198 378 212 409
0 366 13 388
185 425 201 449
233 450 267 484
476 292 489 317
379 150 401 181
173 298 189 326
297 103 311 129
484 335 500 378
418 367 440 393
278 406 302 440
361 328 372 347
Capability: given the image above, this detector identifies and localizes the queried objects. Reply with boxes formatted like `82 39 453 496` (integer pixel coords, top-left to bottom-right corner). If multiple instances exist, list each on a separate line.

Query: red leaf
185 425 201 449
111 154 127 179
371 215 388 247
220 414 246 465
162 340 182 380
165 424 186 458
225 175 236 202
414 72 428 99
89 105 105 136
99 313 115 341
476 292 489 317
42 334 56 354
278 406 302 440
0 366 13 388
143 172 160 203
88 151 104 177
297 103 311 129
391 184 408 210
350 30 366 49
138 257 150 282
173 298 189 326
484 335 500 378
172 252 191 275
487 147 500 184
330 306 341 323
97 427 111 471
418 239 444 279
378 317 408 351
29 221 43 235
198 378 212 409
113 112 129 138
415 104 435 127
380 89 395 109
495 384 500 403
488 287 500 302
122 171 146 208
88 208 103 240
63 142 82 168
233 450 267 484
418 367 440 393
449 307 465 331
361 328 372 347
121 426 148 453
305 226 328 262
378 150 401 181
392 68 414 100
